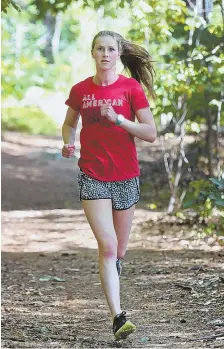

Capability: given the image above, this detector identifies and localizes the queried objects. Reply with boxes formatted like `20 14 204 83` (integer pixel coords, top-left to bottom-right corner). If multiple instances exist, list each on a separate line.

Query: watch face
118 115 124 122
116 114 124 126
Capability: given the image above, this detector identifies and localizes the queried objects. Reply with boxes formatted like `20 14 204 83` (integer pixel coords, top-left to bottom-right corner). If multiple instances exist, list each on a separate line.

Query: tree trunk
15 24 26 58
42 12 56 64
206 107 214 177
52 12 62 61
185 0 213 21
216 93 224 177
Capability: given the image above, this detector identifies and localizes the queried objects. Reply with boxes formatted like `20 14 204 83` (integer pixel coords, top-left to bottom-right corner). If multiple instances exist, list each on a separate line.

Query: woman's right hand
62 144 75 158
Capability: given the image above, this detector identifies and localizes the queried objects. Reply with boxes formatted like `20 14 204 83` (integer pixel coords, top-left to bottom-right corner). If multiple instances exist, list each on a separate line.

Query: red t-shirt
65 74 150 181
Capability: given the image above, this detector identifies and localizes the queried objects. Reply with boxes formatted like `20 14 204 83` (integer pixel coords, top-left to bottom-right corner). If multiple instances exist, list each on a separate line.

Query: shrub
184 177 224 236
1 107 58 136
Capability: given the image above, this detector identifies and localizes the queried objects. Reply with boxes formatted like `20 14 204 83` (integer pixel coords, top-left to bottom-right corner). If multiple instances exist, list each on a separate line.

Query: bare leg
112 205 135 259
82 199 121 319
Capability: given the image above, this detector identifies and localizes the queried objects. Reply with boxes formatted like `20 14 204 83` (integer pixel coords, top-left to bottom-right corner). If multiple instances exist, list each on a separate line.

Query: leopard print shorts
77 170 140 210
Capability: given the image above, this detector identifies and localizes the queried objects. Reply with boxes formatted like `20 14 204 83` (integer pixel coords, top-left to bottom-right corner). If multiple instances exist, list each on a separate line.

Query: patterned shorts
77 170 140 210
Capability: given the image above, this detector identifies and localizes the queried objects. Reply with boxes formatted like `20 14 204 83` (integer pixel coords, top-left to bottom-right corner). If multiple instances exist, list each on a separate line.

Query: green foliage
1 0 20 13
184 177 224 217
31 0 74 17
1 107 58 136
183 177 224 236
58 17 80 54
2 54 72 100
1 6 73 101
203 216 224 237
31 0 133 18
127 0 224 130
82 0 133 16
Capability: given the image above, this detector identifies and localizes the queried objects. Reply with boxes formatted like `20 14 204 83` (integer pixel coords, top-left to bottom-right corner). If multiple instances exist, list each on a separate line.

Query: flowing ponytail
91 31 156 99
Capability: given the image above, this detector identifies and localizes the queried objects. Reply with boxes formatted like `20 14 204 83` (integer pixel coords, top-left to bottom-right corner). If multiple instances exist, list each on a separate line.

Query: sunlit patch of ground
1 132 224 348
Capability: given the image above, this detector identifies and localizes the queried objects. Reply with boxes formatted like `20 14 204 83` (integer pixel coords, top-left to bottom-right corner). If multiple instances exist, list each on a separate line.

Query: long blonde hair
91 30 155 99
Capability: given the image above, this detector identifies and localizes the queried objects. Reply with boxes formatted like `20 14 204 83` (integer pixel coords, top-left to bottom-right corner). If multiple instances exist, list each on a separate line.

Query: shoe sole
114 321 136 340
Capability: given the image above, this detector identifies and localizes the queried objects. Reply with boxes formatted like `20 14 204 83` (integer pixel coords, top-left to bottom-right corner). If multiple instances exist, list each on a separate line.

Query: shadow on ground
2 249 224 349
2 132 224 348
1 140 82 211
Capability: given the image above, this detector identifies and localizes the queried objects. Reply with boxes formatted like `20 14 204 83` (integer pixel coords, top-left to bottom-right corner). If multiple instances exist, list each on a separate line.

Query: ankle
117 257 124 261
113 310 125 320
112 309 122 320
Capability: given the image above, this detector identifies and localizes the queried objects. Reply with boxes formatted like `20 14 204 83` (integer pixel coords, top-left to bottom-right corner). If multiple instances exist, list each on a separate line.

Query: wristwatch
115 114 125 126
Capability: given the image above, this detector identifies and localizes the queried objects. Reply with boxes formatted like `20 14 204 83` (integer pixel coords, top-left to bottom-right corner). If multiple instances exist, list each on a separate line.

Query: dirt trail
1 132 224 349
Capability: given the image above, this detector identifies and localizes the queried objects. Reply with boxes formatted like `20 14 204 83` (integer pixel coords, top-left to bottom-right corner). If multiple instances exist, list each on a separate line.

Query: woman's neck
93 71 119 86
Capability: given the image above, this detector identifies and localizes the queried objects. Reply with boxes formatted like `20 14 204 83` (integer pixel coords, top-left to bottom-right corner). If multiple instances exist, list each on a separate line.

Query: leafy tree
183 177 224 236
184 177 224 212
1 0 80 100
2 0 223 218
124 0 223 212
1 0 20 13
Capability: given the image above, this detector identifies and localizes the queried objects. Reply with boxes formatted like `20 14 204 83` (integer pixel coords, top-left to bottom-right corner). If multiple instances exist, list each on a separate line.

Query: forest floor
1 132 224 349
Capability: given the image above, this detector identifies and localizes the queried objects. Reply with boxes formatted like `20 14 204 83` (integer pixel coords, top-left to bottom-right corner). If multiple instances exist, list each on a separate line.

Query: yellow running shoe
113 311 136 340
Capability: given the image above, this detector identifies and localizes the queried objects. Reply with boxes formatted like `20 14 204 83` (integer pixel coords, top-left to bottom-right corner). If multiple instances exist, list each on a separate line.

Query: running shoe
116 258 123 277
113 311 136 340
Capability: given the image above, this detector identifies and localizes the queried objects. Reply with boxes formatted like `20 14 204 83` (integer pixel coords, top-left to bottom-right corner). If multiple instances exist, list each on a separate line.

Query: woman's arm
62 107 80 144
100 104 157 143
120 107 157 143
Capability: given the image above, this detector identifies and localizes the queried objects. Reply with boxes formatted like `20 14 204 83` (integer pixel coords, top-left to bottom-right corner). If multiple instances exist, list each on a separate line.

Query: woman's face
92 36 120 71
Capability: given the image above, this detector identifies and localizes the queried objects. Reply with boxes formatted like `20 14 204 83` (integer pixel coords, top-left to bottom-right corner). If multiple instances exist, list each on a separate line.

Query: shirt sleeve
129 79 150 113
65 85 80 111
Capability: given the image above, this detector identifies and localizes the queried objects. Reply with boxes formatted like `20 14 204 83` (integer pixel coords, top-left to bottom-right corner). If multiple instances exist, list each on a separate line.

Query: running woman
62 30 157 340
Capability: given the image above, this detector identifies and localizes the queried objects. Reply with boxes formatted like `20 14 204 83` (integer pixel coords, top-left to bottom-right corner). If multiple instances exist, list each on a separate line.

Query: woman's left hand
100 103 117 123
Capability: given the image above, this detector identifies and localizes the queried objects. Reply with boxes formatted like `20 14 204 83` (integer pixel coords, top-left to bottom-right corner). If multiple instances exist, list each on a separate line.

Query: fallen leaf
39 275 65 282
140 336 150 343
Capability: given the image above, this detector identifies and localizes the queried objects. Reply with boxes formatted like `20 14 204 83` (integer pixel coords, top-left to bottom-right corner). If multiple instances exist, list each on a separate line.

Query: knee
98 235 118 259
